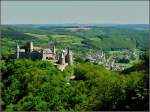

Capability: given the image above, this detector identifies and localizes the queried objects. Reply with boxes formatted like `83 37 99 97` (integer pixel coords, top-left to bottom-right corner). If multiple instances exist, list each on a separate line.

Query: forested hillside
0 53 149 111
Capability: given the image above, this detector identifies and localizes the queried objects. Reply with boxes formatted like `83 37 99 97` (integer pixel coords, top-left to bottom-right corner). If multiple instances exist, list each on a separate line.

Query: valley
0 24 149 111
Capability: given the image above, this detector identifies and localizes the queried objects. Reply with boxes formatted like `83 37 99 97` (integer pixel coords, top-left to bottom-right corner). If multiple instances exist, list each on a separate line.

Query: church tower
16 44 20 59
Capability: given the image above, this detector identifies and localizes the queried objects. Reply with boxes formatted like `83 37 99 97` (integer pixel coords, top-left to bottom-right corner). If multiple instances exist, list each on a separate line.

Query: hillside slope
1 25 148 51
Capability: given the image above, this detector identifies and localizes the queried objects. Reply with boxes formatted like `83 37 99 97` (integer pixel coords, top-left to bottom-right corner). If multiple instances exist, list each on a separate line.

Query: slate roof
43 48 52 53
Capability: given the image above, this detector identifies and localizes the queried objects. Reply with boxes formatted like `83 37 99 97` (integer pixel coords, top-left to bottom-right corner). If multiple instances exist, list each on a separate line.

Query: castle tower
60 52 65 65
16 44 20 59
66 48 73 65
29 41 33 52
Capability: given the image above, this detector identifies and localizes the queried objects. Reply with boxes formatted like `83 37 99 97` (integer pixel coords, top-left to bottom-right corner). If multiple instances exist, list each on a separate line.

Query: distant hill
109 24 149 31
1 24 149 51
71 27 149 50
1 27 35 40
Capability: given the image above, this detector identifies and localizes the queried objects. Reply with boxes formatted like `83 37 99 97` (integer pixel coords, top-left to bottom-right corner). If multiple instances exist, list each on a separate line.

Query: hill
0 55 148 111
1 27 35 40
1 24 149 51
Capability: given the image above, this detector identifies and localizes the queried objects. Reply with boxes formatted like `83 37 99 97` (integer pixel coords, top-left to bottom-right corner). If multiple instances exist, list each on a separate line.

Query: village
86 49 140 71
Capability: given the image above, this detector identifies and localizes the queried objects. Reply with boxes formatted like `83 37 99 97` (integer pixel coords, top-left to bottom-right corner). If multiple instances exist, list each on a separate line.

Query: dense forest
0 52 149 111
0 24 149 111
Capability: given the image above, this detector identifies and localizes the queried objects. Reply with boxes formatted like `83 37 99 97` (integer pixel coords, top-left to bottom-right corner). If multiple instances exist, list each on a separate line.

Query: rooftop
43 48 52 53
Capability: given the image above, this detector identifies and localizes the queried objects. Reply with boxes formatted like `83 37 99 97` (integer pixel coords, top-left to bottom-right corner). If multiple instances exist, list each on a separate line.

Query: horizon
1 1 149 24
2 23 149 25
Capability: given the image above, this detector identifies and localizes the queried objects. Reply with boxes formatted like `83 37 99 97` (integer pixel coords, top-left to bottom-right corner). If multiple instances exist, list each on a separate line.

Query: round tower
29 41 33 52
16 44 20 59
60 52 65 65
67 49 73 65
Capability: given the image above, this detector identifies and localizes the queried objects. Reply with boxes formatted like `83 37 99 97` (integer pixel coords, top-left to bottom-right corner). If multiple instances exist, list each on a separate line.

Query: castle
15 41 73 71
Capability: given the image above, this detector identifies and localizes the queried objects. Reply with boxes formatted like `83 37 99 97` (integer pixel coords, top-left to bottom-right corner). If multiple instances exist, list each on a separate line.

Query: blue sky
1 1 149 24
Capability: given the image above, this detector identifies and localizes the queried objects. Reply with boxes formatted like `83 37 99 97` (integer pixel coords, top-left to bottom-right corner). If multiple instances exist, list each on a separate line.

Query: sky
1 1 149 24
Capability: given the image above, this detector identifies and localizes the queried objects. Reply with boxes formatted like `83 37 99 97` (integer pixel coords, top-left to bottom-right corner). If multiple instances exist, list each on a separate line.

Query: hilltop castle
15 41 73 71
